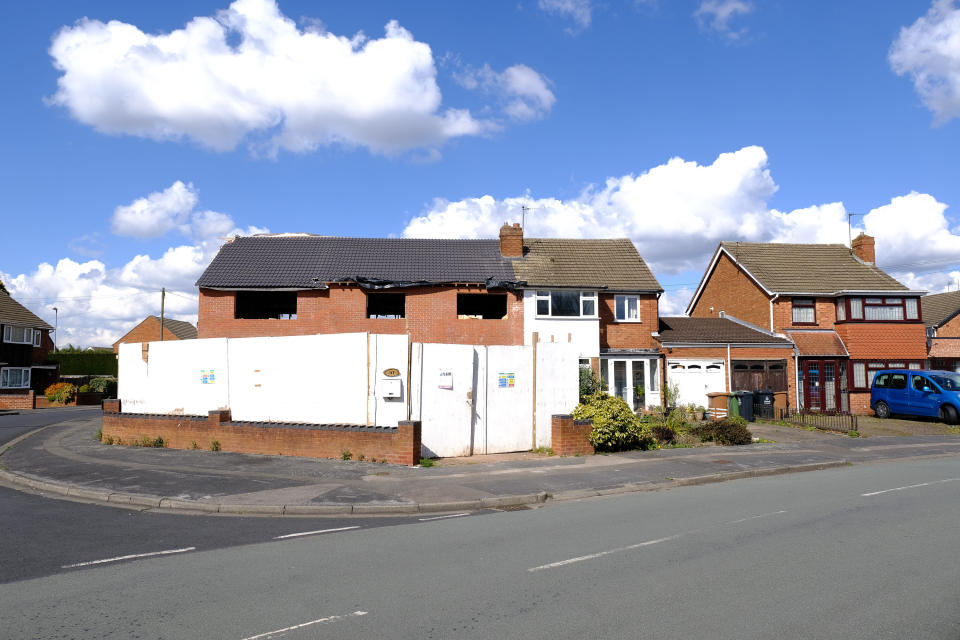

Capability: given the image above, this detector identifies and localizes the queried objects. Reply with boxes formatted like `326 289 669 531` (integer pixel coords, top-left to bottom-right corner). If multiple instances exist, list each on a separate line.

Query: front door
803 359 844 413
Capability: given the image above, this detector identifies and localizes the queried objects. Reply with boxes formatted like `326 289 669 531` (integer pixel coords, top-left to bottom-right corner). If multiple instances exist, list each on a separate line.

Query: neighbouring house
657 316 797 410
0 287 57 408
921 290 960 373
194 224 663 412
113 316 197 354
686 234 927 414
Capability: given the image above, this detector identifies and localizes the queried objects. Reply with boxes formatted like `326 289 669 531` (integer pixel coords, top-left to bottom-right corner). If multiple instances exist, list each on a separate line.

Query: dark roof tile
657 317 790 344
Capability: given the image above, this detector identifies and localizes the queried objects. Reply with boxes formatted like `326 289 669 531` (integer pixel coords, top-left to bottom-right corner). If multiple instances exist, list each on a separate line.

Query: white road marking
528 510 789 572
861 478 959 497
239 611 368 640
62 547 196 569
273 526 360 539
418 513 470 521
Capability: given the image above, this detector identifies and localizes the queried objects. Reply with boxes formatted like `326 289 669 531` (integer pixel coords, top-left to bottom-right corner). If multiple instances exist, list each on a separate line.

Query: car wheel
874 401 891 419
939 405 958 426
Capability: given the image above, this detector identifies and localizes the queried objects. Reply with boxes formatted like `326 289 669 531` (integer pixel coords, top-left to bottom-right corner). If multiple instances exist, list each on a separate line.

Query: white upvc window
535 290 598 318
614 295 642 322
0 367 31 389
2 326 40 345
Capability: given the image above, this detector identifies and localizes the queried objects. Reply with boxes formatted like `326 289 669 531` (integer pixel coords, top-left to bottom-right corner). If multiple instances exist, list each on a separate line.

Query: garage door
667 360 726 407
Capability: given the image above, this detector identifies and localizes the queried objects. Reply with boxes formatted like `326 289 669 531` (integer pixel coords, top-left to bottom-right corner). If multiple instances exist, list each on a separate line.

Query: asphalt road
2 456 959 639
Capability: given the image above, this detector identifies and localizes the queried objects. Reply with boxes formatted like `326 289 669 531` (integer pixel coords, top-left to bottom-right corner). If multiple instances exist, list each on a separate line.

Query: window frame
2 325 39 345
0 367 31 389
534 290 598 319
614 294 643 323
835 296 921 324
848 360 925 391
366 292 406 319
791 298 817 325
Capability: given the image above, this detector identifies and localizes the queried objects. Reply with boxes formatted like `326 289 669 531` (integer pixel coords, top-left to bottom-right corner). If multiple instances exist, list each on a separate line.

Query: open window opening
235 291 297 320
367 293 405 319
457 293 507 319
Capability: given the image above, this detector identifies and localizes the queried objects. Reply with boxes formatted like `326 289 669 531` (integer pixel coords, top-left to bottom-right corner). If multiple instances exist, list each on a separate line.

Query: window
835 300 846 322
838 297 920 323
850 360 924 390
535 291 597 318
366 293 405 319
912 375 938 393
853 362 866 388
849 297 863 319
792 298 815 324
648 360 658 391
905 298 919 320
908 362 922 370
865 298 903 321
2 326 39 345
457 294 507 319
0 367 30 389
615 295 641 322
235 291 297 319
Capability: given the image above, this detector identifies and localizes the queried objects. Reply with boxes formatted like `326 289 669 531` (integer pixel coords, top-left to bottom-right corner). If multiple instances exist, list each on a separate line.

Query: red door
803 359 844 413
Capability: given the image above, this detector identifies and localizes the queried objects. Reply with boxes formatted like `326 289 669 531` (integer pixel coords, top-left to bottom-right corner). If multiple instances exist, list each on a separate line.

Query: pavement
2 407 960 516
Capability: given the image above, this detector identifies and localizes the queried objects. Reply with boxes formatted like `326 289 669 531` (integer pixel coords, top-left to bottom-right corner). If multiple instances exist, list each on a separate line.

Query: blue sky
2 0 959 346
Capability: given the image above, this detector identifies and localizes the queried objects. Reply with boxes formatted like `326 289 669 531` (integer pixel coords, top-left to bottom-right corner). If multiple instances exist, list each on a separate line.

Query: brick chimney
852 233 875 264
499 223 523 258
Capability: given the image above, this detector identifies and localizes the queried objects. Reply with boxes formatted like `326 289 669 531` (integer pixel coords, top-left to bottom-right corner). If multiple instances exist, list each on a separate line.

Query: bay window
849 360 924 391
835 296 921 323
535 291 597 318
0 367 31 389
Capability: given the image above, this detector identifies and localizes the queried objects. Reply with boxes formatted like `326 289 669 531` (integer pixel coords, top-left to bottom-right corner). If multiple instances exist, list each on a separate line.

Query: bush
578 367 603 402
689 417 753 446
649 423 676 444
44 382 76 404
573 391 657 452
78 384 91 393
88 377 118 397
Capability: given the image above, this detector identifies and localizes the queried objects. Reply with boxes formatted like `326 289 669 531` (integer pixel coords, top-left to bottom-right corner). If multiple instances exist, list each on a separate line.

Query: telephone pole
160 288 166 341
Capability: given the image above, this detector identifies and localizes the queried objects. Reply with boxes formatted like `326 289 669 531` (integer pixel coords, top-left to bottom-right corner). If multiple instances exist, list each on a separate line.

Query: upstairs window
2 326 40 345
615 295 642 322
792 298 816 324
835 300 846 322
535 291 597 318
367 293 405 319
235 291 297 320
457 294 507 319
849 297 863 319
837 297 920 323
864 298 903 321
0 367 30 389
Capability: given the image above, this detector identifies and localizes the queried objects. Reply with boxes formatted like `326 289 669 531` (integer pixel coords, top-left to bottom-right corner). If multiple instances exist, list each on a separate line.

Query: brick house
921 290 960 373
0 288 57 407
686 234 926 414
657 316 797 410
195 225 662 411
113 316 197 354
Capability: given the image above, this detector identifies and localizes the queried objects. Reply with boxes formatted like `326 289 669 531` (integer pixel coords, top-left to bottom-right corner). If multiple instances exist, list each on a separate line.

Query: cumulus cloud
694 0 753 40
890 0 960 124
46 0 538 156
2 183 266 347
401 145 960 289
455 64 555 121
538 0 593 31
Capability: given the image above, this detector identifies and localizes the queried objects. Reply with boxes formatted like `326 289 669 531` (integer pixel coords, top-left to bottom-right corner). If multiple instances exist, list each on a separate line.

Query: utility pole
160 288 166 341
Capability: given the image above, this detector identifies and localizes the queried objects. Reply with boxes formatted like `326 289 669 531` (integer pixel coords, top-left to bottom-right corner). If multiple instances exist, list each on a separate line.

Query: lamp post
52 307 58 353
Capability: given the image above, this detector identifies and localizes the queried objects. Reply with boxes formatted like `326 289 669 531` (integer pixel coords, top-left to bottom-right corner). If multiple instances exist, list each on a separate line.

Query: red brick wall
551 414 594 456
599 294 658 349
114 317 186 353
102 403 421 465
689 253 771 328
198 285 524 346
937 314 960 338
0 391 35 409
772 297 837 332
835 323 927 360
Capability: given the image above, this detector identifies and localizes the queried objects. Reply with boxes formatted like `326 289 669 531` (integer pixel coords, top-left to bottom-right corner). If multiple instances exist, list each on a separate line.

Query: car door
908 374 941 418
885 373 909 414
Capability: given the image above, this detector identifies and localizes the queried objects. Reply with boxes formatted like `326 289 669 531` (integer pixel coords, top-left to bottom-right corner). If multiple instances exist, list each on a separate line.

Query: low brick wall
551 414 594 457
101 401 421 466
0 391 35 410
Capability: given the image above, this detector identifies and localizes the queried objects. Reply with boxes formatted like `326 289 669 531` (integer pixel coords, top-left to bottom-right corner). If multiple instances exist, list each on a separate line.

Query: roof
717 242 909 294
196 234 663 292
0 291 53 330
921 290 960 328
929 338 960 358
786 330 849 357
657 317 791 345
151 316 197 341
513 238 661 291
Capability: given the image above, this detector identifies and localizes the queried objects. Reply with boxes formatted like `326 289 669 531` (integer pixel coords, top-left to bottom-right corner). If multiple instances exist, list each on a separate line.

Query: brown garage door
732 360 787 391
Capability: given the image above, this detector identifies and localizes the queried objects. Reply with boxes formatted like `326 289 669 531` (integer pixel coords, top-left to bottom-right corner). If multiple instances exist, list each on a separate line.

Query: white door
667 359 725 407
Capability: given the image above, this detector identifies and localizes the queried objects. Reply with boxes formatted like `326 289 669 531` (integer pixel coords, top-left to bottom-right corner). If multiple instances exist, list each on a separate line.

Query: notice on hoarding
438 371 453 390
498 372 515 388
201 369 216 385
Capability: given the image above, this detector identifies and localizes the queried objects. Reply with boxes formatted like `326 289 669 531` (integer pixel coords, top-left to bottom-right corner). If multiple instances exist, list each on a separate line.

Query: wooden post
531 331 538 450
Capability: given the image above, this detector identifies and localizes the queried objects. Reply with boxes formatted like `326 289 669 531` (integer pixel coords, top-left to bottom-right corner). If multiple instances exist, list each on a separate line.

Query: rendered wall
522 290 600 359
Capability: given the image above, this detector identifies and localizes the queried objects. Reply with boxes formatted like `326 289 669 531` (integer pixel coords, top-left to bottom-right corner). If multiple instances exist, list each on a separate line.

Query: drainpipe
726 343 732 392
769 294 779 332
793 343 801 412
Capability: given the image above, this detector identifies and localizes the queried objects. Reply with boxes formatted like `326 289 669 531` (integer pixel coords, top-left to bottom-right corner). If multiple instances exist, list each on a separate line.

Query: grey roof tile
921 290 960 328
0 291 53 330
657 317 791 344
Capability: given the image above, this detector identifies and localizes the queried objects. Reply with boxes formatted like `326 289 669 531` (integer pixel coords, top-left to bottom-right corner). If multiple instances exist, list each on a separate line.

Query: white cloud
694 0 753 40
47 0 524 156
454 64 555 122
402 145 960 287
538 0 593 31
111 181 198 239
890 0 960 124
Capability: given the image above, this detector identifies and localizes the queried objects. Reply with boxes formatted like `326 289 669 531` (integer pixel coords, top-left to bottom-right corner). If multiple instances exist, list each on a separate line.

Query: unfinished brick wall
197 285 524 346
551 414 594 456
689 253 771 328
599 293 659 350
101 401 421 465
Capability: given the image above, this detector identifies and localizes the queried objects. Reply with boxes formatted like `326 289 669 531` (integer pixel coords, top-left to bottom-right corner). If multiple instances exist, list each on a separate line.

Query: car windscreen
930 373 960 391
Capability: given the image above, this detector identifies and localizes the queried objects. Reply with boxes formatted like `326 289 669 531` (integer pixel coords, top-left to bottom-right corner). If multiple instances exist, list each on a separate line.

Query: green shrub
578 367 603 402
210 440 221 452
78 384 91 393
573 391 657 452
88 377 118 397
341 449 352 461
689 417 753 446
44 382 76 404
649 423 676 444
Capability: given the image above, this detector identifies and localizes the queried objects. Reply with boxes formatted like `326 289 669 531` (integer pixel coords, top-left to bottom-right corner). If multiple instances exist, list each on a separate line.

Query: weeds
419 458 435 467
533 446 555 456
341 449 352 461
103 435 114 445
190 441 199 449
95 428 102 442
848 430 861 438
210 440 221 452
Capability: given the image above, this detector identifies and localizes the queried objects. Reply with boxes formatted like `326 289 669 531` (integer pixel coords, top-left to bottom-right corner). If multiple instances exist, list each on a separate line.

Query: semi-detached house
686 234 927 414
195 224 664 412
921 290 960 373
0 288 57 408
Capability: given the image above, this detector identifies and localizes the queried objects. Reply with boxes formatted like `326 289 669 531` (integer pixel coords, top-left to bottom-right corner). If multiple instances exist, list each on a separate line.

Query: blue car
870 369 960 425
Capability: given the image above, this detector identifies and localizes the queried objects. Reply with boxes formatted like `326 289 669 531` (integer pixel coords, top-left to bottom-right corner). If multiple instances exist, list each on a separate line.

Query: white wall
485 345 535 453
412 343 477 458
535 342 580 449
522 290 599 359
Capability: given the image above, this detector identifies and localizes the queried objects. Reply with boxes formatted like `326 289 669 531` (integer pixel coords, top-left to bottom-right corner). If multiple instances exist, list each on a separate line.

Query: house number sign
383 368 401 378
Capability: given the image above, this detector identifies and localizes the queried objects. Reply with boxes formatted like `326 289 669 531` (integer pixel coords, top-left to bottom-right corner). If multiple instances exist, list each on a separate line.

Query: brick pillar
397 420 422 466
552 414 594 457
102 399 121 414
208 409 231 427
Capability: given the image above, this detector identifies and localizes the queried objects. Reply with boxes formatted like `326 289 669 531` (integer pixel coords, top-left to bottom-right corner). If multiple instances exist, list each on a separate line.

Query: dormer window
792 298 816 324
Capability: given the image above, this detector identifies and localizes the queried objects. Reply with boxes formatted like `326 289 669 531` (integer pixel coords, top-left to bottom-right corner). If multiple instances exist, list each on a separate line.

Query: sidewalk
3 410 960 516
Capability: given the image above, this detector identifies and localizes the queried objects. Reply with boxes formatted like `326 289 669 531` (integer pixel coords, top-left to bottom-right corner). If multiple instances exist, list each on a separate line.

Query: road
2 448 958 638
